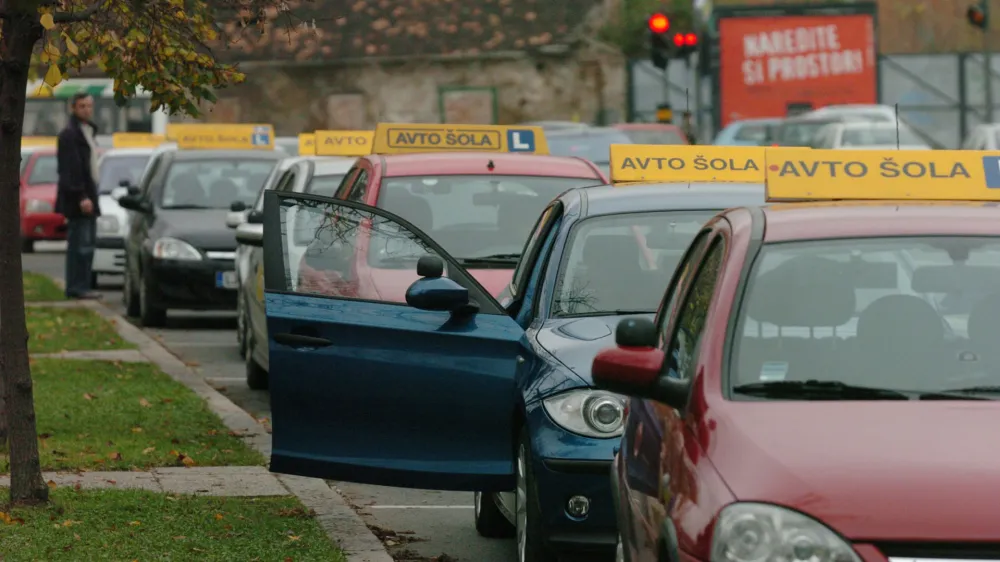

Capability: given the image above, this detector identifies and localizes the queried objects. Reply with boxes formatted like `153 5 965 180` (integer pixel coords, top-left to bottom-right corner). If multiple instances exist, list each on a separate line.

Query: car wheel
236 293 247 357
245 340 269 390
474 491 515 538
123 267 141 318
21 239 34 253
516 429 555 562
138 274 167 327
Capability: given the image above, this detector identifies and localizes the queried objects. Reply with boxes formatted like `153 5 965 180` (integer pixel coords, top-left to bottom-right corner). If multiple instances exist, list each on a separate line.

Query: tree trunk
1 9 48 504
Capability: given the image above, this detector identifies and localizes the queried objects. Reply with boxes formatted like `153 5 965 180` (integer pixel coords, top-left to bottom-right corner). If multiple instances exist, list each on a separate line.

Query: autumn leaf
39 12 55 29
139 398 151 407
287 535 301 542
82 393 94 400
142 447 156 454
108 452 122 460
128 521 141 526
180 455 196 467
47 479 57 489
131 426 143 433
214 513 224 520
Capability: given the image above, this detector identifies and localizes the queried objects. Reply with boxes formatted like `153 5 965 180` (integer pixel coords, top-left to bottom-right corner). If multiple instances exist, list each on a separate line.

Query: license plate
216 271 238 289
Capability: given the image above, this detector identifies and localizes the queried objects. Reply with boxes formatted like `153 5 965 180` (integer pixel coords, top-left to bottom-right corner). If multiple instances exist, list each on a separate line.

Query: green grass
0 488 345 561
28 307 134 354
23 271 65 302
0 359 264 472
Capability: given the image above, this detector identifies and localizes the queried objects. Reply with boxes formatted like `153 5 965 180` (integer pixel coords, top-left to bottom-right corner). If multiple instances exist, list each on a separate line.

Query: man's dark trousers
65 217 96 297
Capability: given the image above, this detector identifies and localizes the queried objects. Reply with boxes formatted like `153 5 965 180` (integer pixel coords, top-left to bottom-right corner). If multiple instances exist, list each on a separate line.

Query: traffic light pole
986 0 994 122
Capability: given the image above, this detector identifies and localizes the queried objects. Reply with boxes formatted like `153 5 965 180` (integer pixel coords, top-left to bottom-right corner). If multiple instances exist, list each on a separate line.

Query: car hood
708 401 1000 540
21 183 56 201
536 314 654 385
158 209 236 250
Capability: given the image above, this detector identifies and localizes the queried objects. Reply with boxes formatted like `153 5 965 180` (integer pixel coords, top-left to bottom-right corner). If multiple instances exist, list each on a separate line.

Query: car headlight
711 503 862 562
542 389 625 438
97 216 120 235
24 199 52 213
153 237 202 260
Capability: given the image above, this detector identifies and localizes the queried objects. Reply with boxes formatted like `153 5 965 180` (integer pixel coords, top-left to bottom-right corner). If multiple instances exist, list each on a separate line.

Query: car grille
880 543 1000 561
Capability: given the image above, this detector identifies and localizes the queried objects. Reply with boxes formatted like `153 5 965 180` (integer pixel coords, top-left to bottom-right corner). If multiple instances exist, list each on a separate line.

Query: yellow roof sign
764 148 1000 202
112 133 166 149
315 130 374 157
372 124 548 155
299 134 315 156
610 144 767 184
22 136 56 147
168 123 275 150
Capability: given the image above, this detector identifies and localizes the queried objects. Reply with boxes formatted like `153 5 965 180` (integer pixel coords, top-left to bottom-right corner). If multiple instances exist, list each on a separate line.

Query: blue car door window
261 191 527 491
515 216 563 327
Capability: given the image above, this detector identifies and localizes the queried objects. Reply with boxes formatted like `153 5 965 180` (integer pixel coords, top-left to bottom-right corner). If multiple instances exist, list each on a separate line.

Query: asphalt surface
24 243 518 562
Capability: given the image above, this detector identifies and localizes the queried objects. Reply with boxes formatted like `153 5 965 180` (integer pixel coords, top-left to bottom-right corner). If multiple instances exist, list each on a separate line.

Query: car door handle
273 333 332 348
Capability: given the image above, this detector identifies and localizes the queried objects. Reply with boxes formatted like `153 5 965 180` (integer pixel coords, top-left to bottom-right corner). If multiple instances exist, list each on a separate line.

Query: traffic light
648 13 671 70
968 1 988 29
671 32 699 59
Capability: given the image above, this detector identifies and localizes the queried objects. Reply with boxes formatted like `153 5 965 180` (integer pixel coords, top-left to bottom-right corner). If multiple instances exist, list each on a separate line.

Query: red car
613 123 689 145
305 125 609 299
20 148 65 252
594 148 1000 562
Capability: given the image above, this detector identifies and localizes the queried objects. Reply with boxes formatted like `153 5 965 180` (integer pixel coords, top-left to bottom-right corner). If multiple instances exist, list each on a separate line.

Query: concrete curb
68 297 392 562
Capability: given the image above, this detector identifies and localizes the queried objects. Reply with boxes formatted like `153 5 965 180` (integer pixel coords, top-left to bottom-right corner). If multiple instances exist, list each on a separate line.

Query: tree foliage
600 0 695 58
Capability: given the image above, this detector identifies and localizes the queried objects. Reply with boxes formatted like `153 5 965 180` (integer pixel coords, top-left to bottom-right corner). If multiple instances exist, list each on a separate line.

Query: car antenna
894 103 900 150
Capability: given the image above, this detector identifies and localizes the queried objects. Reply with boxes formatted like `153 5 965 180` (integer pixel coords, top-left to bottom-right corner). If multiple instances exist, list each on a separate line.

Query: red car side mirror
592 346 665 390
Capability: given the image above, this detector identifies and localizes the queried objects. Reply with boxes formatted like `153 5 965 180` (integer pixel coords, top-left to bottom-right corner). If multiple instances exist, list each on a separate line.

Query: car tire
516 428 555 562
245 340 269 390
21 239 34 253
236 293 248 358
474 491 515 538
123 267 141 318
138 274 167 327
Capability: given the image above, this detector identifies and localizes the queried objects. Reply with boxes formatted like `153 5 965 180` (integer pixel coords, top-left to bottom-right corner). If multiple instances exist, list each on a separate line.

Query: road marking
367 505 474 509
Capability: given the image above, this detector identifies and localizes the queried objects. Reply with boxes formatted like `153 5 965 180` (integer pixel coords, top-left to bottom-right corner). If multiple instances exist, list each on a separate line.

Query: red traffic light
648 13 670 33
684 32 698 46
968 4 987 27
672 33 685 47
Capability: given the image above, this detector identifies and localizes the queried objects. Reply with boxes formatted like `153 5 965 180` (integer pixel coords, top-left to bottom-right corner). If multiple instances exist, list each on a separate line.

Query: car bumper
526 402 618 553
21 212 66 240
146 258 238 311
94 237 125 274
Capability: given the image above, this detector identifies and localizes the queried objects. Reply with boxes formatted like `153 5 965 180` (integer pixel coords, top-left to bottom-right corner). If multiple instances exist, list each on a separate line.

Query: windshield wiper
461 253 521 261
919 386 1000 400
164 204 214 210
732 380 912 401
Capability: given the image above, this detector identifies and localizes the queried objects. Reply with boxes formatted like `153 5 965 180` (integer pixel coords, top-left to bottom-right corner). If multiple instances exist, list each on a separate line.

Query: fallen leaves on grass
47 479 58 489
138 398 151 407
0 511 25 525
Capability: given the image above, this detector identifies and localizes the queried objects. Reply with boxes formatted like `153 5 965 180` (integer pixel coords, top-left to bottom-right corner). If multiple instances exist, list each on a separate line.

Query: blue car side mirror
405 255 470 312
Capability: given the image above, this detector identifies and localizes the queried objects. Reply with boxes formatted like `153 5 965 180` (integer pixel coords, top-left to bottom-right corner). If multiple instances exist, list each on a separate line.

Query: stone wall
177 45 628 134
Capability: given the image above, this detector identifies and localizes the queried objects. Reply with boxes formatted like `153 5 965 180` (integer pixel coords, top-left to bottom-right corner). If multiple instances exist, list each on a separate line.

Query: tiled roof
213 0 603 63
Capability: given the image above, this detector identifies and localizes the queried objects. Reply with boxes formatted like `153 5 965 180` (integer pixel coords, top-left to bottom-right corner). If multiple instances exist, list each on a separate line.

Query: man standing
56 93 102 299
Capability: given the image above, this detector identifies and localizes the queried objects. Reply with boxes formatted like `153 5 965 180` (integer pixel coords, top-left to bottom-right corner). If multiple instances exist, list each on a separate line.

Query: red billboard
718 14 877 127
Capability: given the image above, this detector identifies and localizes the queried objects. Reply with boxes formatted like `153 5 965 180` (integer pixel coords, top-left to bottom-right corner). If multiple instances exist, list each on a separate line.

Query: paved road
23 244 517 562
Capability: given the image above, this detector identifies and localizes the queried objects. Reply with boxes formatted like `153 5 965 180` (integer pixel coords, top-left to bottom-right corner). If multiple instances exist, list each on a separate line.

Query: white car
809 122 931 150
94 148 156 279
961 123 1000 150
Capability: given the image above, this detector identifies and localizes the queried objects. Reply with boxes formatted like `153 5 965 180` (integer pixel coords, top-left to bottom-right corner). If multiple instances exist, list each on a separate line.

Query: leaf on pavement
180 454 196 467
139 398 151 407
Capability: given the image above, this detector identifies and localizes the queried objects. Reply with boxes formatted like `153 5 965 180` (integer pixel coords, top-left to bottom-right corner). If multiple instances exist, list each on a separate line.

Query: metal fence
628 53 1000 148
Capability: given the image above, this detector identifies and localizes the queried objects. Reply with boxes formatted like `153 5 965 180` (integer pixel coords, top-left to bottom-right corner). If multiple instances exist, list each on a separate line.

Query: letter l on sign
507 129 535 152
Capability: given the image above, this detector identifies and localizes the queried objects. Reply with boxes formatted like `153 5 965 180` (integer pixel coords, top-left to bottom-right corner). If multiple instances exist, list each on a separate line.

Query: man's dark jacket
55 116 101 219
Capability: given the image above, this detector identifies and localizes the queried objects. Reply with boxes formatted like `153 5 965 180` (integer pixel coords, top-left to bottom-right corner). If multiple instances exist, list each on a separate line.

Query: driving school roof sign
764 148 1000 201
315 130 374 157
609 145 767 184
372 124 549 155
299 133 315 155
170 124 275 150
112 133 166 148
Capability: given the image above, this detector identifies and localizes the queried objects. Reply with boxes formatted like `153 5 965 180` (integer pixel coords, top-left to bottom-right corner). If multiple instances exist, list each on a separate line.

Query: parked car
713 117 782 146
962 123 1000 150
772 114 870 147
20 148 72 253
810 122 931 150
547 127 634 176
612 123 688 145
94 148 156 283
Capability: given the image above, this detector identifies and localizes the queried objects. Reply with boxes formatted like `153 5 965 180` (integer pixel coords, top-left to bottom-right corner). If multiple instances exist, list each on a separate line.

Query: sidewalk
11 288 393 562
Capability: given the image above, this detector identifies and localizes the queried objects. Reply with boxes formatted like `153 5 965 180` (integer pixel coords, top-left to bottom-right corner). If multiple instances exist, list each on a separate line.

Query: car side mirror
230 201 247 212
110 186 129 201
405 255 472 313
235 222 263 246
246 210 263 225
118 194 148 213
592 317 689 410
225 210 247 229
118 179 131 188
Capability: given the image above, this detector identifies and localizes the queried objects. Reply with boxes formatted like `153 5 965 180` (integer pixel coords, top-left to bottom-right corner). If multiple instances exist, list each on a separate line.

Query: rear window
161 159 277 209
732 236 1000 395
619 129 687 145
27 155 57 185
98 155 149 193
305 174 346 197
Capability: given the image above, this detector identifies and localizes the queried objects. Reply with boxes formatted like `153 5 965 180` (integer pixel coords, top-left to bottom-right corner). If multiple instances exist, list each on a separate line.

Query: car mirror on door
592 316 689 409
110 186 129 201
230 201 247 212
246 210 264 225
235 222 263 247
405 255 472 313
225 210 247 229
117 195 150 213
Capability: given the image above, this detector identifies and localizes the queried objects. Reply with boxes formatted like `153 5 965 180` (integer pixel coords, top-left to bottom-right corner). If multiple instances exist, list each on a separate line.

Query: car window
375 175 602 261
511 203 560 297
731 236 1000 394
346 170 369 203
552 210 717 316
840 127 922 147
663 239 725 381
619 129 686 145
305 174 347 197
777 121 834 146
655 230 712 341
733 124 772 143
27 155 57 184
547 131 633 167
160 159 277 209
98 155 149 194
274 169 297 192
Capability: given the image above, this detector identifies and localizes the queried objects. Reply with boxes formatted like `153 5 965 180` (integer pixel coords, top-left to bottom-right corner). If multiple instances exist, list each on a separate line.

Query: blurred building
175 0 626 133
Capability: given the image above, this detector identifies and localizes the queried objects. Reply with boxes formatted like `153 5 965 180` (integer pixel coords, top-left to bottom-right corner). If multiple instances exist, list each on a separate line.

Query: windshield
778 121 832 146
841 127 923 147
618 129 686 145
552 211 717 316
161 159 276 209
373 175 602 263
98 155 149 194
27 155 57 184
305 174 346 197
23 97 154 135
548 131 632 166
732 236 1000 396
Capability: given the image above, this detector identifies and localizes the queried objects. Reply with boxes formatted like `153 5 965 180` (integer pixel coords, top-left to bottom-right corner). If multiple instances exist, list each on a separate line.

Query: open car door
262 191 527 491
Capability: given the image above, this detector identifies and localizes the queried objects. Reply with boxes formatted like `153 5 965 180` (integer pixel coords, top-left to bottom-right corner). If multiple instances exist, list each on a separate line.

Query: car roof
726 117 783 126
613 123 683 131
372 152 600 179
313 158 357 174
562 183 766 219
171 149 285 161
547 126 628 137
758 202 1000 243
100 147 156 157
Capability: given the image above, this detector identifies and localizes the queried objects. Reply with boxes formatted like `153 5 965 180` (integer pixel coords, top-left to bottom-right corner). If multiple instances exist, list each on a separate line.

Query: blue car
259 182 765 562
